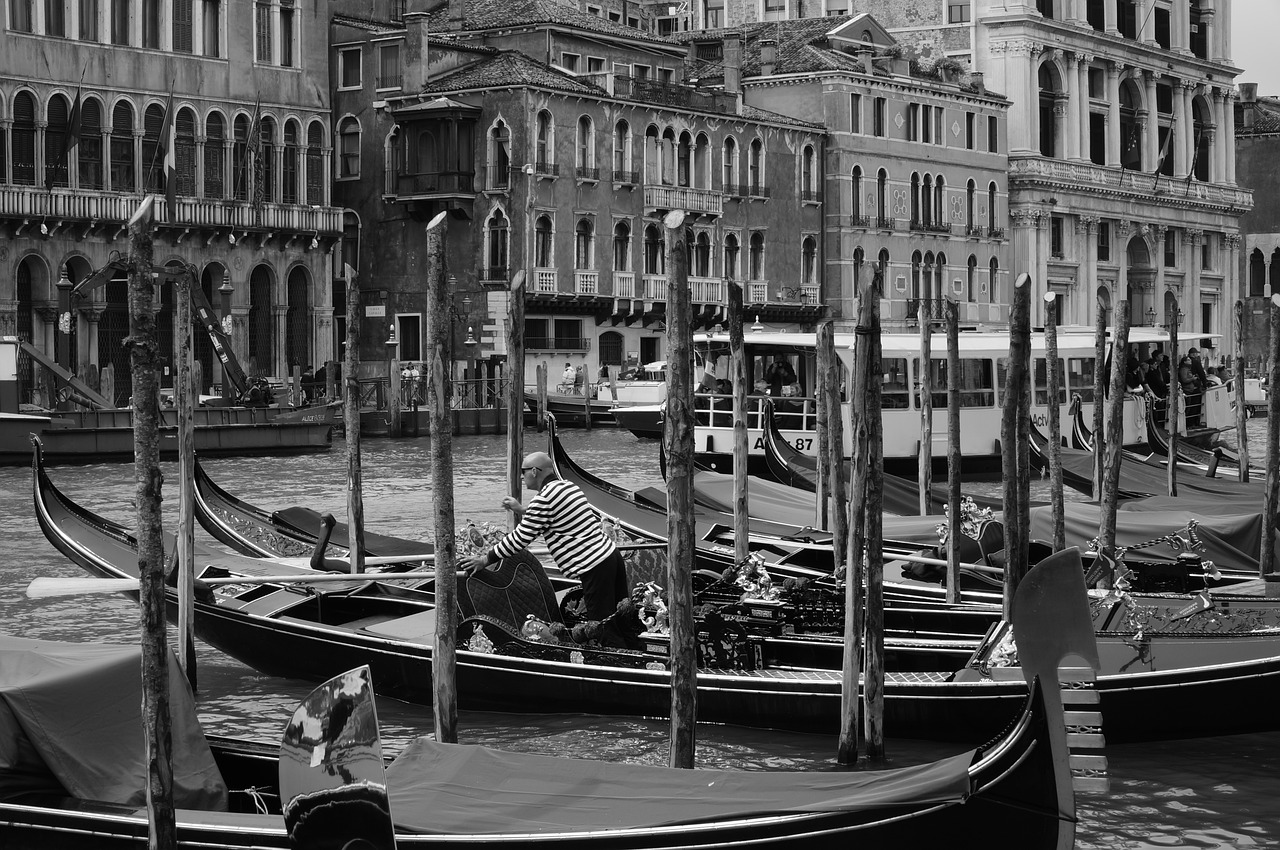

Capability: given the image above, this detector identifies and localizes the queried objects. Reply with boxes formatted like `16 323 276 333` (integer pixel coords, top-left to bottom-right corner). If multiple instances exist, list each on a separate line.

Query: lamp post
56 268 73 375
387 322 401 438
219 272 234 404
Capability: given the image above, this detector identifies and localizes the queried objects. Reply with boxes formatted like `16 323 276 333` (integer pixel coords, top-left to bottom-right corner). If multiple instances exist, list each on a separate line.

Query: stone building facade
1234 83 1280 370
1 0 343 406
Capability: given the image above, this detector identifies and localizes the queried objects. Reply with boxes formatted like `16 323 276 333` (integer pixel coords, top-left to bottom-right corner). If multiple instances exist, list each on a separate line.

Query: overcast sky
1232 0 1280 95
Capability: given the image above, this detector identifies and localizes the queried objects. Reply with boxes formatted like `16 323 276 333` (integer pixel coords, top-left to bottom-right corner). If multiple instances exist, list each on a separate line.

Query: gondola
0 640 1079 850
1143 397 1256 474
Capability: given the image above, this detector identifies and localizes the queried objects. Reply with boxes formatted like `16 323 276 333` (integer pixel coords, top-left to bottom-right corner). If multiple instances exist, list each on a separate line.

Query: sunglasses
522 466 540 473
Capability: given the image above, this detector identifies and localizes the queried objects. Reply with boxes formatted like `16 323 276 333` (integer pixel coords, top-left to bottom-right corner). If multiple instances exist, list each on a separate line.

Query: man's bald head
521 452 556 490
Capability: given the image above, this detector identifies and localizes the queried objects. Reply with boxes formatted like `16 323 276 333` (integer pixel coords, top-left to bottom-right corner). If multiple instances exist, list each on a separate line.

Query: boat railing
693 392 818 431
355 376 509 411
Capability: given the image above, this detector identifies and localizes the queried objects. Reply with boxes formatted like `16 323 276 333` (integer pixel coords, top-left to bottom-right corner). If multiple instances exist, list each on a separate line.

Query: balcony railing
535 161 559 177
989 227 1006 239
527 337 589 351
376 73 403 90
482 266 508 282
643 274 668 300
613 271 636 298
849 213 871 228
394 171 475 195
748 184 771 199
0 185 345 233
906 297 946 322
576 166 600 181
533 268 557 293
748 282 769 303
801 189 823 203
966 224 985 237
724 182 747 198
574 270 599 294
643 184 723 217
802 284 820 304
487 165 511 190
877 215 895 229
690 276 723 303
612 169 639 185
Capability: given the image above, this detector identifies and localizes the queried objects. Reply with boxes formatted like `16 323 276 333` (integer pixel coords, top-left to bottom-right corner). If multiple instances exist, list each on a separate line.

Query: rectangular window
1032 358 1067 405
922 358 995 408
172 0 192 52
632 64 650 80
1067 356 1096 403
280 0 294 67
965 112 975 149
1097 222 1111 262
626 15 639 27
1201 234 1214 271
1089 112 1106 164
873 97 885 137
1154 6 1170 48
849 93 861 134
554 319 583 349
561 51 579 72
9 0 33 32
525 318 550 349
255 0 271 62
987 115 998 152
202 0 220 57
587 56 604 73
1088 67 1104 98
1050 216 1064 258
45 0 65 36
78 0 97 39
396 314 422 362
1164 229 1177 267
947 2 970 23
109 0 127 43
142 0 158 47
659 67 673 84
377 42 401 90
339 47 361 89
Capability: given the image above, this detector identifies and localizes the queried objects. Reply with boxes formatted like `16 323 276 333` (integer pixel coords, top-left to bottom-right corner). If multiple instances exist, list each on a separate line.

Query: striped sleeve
490 480 615 577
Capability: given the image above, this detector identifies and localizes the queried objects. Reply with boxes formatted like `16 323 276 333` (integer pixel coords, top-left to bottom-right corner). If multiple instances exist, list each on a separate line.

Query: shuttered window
173 0 192 52
45 0 66 36
176 108 196 195
79 98 103 189
78 0 97 39
204 113 224 198
282 120 299 204
255 1 271 62
142 102 165 192
12 92 37 186
305 122 323 204
280 0 294 67
9 0 34 32
142 0 159 47
232 114 249 200
45 94 70 188
110 0 127 44
110 101 134 190
202 0 220 56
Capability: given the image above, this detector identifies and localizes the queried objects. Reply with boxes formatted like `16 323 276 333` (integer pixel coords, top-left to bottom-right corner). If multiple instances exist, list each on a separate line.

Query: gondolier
463 451 631 647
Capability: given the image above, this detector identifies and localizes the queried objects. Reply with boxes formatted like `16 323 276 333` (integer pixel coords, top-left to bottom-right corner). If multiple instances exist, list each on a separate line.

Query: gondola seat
976 520 1005 569
359 609 438 645
459 549 562 634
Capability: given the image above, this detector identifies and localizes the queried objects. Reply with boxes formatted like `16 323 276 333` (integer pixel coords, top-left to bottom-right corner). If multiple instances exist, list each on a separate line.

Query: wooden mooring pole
1262 293 1280 579
507 271 526 529
537 363 548 432
825 319 848 573
388 324 402 439
1166 290 1180 498
343 263 366 576
127 196 177 849
918 299 932 515
1045 292 1066 552
1001 274 1031 617
1235 301 1250 484
664 211 696 769
1099 300 1133 589
175 269 197 688
728 281 750 567
945 299 961 603
1092 294 1107 500
815 321 835 530
426 211 459 744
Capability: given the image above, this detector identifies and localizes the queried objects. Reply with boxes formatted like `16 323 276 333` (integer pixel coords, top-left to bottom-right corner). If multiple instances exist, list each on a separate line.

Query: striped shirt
489 479 616 578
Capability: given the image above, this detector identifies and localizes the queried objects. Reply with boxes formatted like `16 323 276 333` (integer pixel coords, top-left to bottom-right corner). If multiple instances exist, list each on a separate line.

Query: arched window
852 246 865 289
599 330 623 366
575 219 594 269
576 115 594 176
79 98 105 190
1038 63 1062 158
613 120 630 179
1192 96 1211 182
801 236 817 285
694 231 711 277
285 267 310 373
851 165 863 219
488 120 511 189
933 175 945 226
233 114 251 198
45 94 71 189
12 92 38 186
536 110 553 169
910 172 920 225
693 132 710 189
613 221 631 271
989 257 1000 302
1119 78 1142 170
645 125 661 184
724 233 740 280
877 168 888 223
922 174 933 226
912 250 923 298
934 252 947 298
722 136 737 191
966 179 976 231
142 102 167 192
247 265 274 376
204 113 225 198
534 215 553 267
305 121 324 204
176 107 198 197
749 138 763 193
661 127 676 185
110 101 136 192
259 116 277 202
338 116 360 178
1249 249 1266 297
967 255 978 301
802 144 815 199
988 182 998 231
677 131 692 187
282 119 300 204
486 209 509 278
749 231 765 280
644 224 665 275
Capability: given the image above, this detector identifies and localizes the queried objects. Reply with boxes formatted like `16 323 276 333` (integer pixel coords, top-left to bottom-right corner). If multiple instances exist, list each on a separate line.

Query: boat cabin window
914 357 995 408
1032 358 1067 405
1067 356 1095 402
883 358 910 408
999 356 1095 404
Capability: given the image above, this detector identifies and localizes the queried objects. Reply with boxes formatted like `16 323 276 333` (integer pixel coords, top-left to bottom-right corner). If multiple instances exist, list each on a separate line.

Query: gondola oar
26 569 450 599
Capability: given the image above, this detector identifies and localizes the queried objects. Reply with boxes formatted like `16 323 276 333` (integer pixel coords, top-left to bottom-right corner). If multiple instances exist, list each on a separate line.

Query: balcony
613 271 636 298
748 282 769 303
966 224 986 238
481 266 508 282
486 165 511 191
0 185 345 236
642 274 668 300
610 74 739 115
849 214 871 228
690 276 723 303
644 184 723 218
801 189 823 203
612 169 639 186
394 170 475 199
748 184 771 199
989 227 1006 240
774 285 819 305
534 161 559 178
906 297 946 323
376 73 403 90
533 268 558 293
527 336 589 351
1009 157 1253 213
877 215 896 229
574 270 599 295
576 166 600 182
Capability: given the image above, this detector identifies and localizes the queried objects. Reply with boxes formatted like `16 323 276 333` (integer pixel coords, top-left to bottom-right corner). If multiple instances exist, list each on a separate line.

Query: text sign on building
365 305 387 318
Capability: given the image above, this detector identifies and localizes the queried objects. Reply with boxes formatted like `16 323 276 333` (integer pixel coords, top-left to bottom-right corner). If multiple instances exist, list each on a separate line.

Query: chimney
970 71 985 95
856 46 873 74
448 0 465 30
723 30 742 94
760 38 777 76
1240 82 1258 131
404 11 430 90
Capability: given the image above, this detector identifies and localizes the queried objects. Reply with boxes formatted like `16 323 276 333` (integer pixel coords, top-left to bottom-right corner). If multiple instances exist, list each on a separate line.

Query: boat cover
0 635 227 810
1027 502 1277 573
385 739 973 834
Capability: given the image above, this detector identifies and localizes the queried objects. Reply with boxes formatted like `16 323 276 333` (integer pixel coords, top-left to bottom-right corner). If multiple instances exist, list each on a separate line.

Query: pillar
1224 90 1236 184
1107 62 1122 166
1173 81 1189 176
1143 71 1159 169
1153 225 1167 322
1105 0 1118 34
1077 53 1092 160
1081 217 1100 325
273 304 288 378
1025 43 1042 155
1065 52 1082 161
1186 229 1203 337
1211 89 1227 183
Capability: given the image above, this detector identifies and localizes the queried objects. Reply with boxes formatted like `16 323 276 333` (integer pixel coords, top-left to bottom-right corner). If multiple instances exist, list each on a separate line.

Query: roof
424 0 675 46
331 12 403 35
419 51 608 98
1237 96 1280 135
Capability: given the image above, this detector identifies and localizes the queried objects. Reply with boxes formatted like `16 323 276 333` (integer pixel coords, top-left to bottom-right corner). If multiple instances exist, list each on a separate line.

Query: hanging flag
247 95 264 212
46 84 83 192
1151 125 1173 189
1185 126 1203 185
149 90 177 223
1119 124 1140 186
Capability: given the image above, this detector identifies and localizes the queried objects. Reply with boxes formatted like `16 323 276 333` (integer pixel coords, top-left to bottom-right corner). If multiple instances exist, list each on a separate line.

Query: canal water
1 425 1276 848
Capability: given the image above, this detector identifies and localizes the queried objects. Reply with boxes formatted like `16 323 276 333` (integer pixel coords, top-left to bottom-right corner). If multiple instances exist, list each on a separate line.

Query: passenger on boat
1143 357 1167 399
1179 356 1203 426
462 452 632 648
562 362 577 394
765 356 797 397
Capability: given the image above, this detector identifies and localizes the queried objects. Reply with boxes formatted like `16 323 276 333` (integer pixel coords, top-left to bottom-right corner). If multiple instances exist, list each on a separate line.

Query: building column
1139 0 1156 43
1172 81 1189 176
1202 6 1217 63
1143 72 1159 169
1077 53 1092 160
195 133 206 198
1186 228 1203 340
1107 62 1122 166
1176 0 1192 54
84 309 102 371
1036 212 1050 326
1224 90 1237 184
1215 0 1229 62
1116 220 1132 300
1211 88 1227 183
1080 216 1100 325
1065 52 1082 160
1012 209 1039 308
1152 225 1167 323
1105 0 1119 34
273 304 288 377
1027 44 1042 155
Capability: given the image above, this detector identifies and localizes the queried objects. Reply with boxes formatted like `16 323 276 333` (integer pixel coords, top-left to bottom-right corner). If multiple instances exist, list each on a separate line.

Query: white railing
748 281 769 303
690 276 723 303
574 270 599 295
643 184 723 217
643 274 668 300
613 271 636 298
1009 157 1254 211
801 284 820 304
534 268 558 293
